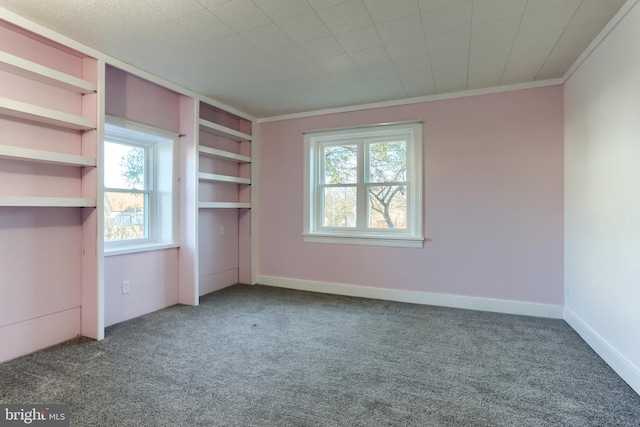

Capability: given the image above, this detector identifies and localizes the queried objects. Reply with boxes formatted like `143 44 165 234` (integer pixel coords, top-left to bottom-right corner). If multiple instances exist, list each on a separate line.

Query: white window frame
303 121 423 248
104 116 179 255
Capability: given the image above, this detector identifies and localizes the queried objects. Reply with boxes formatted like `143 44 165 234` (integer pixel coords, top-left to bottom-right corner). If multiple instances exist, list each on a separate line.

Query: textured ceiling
0 0 628 118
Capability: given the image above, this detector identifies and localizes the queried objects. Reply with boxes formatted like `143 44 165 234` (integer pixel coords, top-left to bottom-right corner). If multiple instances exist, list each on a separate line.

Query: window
303 121 423 248
104 116 178 254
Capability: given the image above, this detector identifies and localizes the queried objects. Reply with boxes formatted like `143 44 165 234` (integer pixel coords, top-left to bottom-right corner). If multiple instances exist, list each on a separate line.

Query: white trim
199 202 251 209
303 120 423 135
562 0 640 83
302 233 423 248
0 96 95 130
258 79 563 123
104 242 180 257
251 121 259 285
257 275 564 319
198 146 251 163
563 307 640 396
198 172 250 184
0 196 95 207
304 122 422 246
0 144 95 167
199 118 252 142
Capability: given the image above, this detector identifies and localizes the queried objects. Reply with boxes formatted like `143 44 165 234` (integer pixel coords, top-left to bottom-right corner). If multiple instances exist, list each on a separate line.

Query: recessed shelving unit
198 172 251 185
0 144 96 167
0 96 96 130
0 50 96 94
199 118 251 142
0 196 96 207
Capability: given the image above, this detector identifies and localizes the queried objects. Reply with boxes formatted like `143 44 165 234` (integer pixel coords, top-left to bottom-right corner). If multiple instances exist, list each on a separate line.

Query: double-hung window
303 121 423 248
103 116 178 254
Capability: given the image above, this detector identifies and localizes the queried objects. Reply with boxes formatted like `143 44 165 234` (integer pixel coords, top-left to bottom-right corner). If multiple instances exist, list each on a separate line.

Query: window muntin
304 122 423 248
103 117 178 253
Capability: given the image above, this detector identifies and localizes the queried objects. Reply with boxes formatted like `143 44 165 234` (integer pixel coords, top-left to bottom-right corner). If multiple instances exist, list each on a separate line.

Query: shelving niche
197 104 252 210
0 27 98 207
188 101 253 298
0 17 104 363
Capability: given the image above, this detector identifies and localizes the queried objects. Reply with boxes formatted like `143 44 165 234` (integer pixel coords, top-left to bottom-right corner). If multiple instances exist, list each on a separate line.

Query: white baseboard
256 275 563 319
564 307 640 396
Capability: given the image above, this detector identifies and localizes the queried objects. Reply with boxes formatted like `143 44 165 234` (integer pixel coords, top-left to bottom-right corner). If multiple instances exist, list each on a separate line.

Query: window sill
302 233 423 248
104 242 180 257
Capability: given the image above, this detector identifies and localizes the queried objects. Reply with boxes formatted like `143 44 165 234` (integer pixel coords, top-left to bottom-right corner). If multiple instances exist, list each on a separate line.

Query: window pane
104 192 146 241
368 185 406 229
323 144 357 184
369 141 406 183
323 187 356 227
104 141 145 190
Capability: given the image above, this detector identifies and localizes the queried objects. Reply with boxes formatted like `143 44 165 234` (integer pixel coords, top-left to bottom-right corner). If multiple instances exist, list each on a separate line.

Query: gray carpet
1 284 638 426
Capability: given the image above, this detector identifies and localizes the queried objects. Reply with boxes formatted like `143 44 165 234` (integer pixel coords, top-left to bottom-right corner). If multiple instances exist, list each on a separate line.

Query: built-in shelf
0 97 96 131
199 202 251 209
198 146 251 163
0 144 96 167
0 51 96 94
0 196 96 207
199 118 251 142
198 172 250 185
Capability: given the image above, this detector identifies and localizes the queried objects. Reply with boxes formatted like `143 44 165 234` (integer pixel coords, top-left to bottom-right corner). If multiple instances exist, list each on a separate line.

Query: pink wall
104 66 181 325
105 65 180 133
104 249 179 326
257 86 564 305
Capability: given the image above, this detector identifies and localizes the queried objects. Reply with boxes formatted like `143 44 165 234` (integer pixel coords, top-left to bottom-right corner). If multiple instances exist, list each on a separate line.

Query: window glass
103 117 177 252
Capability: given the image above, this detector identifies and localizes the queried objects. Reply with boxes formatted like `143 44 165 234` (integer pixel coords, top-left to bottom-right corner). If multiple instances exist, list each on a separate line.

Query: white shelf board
0 144 96 167
198 172 250 185
0 51 96 94
199 202 251 209
198 146 251 163
0 196 96 207
0 97 96 131
199 118 251 142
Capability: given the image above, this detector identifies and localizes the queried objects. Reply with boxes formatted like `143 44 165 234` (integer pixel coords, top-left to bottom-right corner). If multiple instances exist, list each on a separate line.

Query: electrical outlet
220 226 225 235
122 280 130 294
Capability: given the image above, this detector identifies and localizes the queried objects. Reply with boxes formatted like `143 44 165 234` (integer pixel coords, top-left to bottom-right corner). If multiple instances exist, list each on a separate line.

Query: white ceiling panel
429 47 469 69
517 3 581 36
432 64 468 93
316 0 373 34
386 37 429 60
422 2 473 35
0 0 629 117
471 17 520 45
472 0 527 25
427 28 470 54
336 25 383 52
177 10 235 41
241 23 294 52
299 36 346 59
316 53 357 72
363 0 421 23
376 15 425 45
349 46 390 67
207 0 271 31
418 0 469 13
253 0 313 21
277 12 332 43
